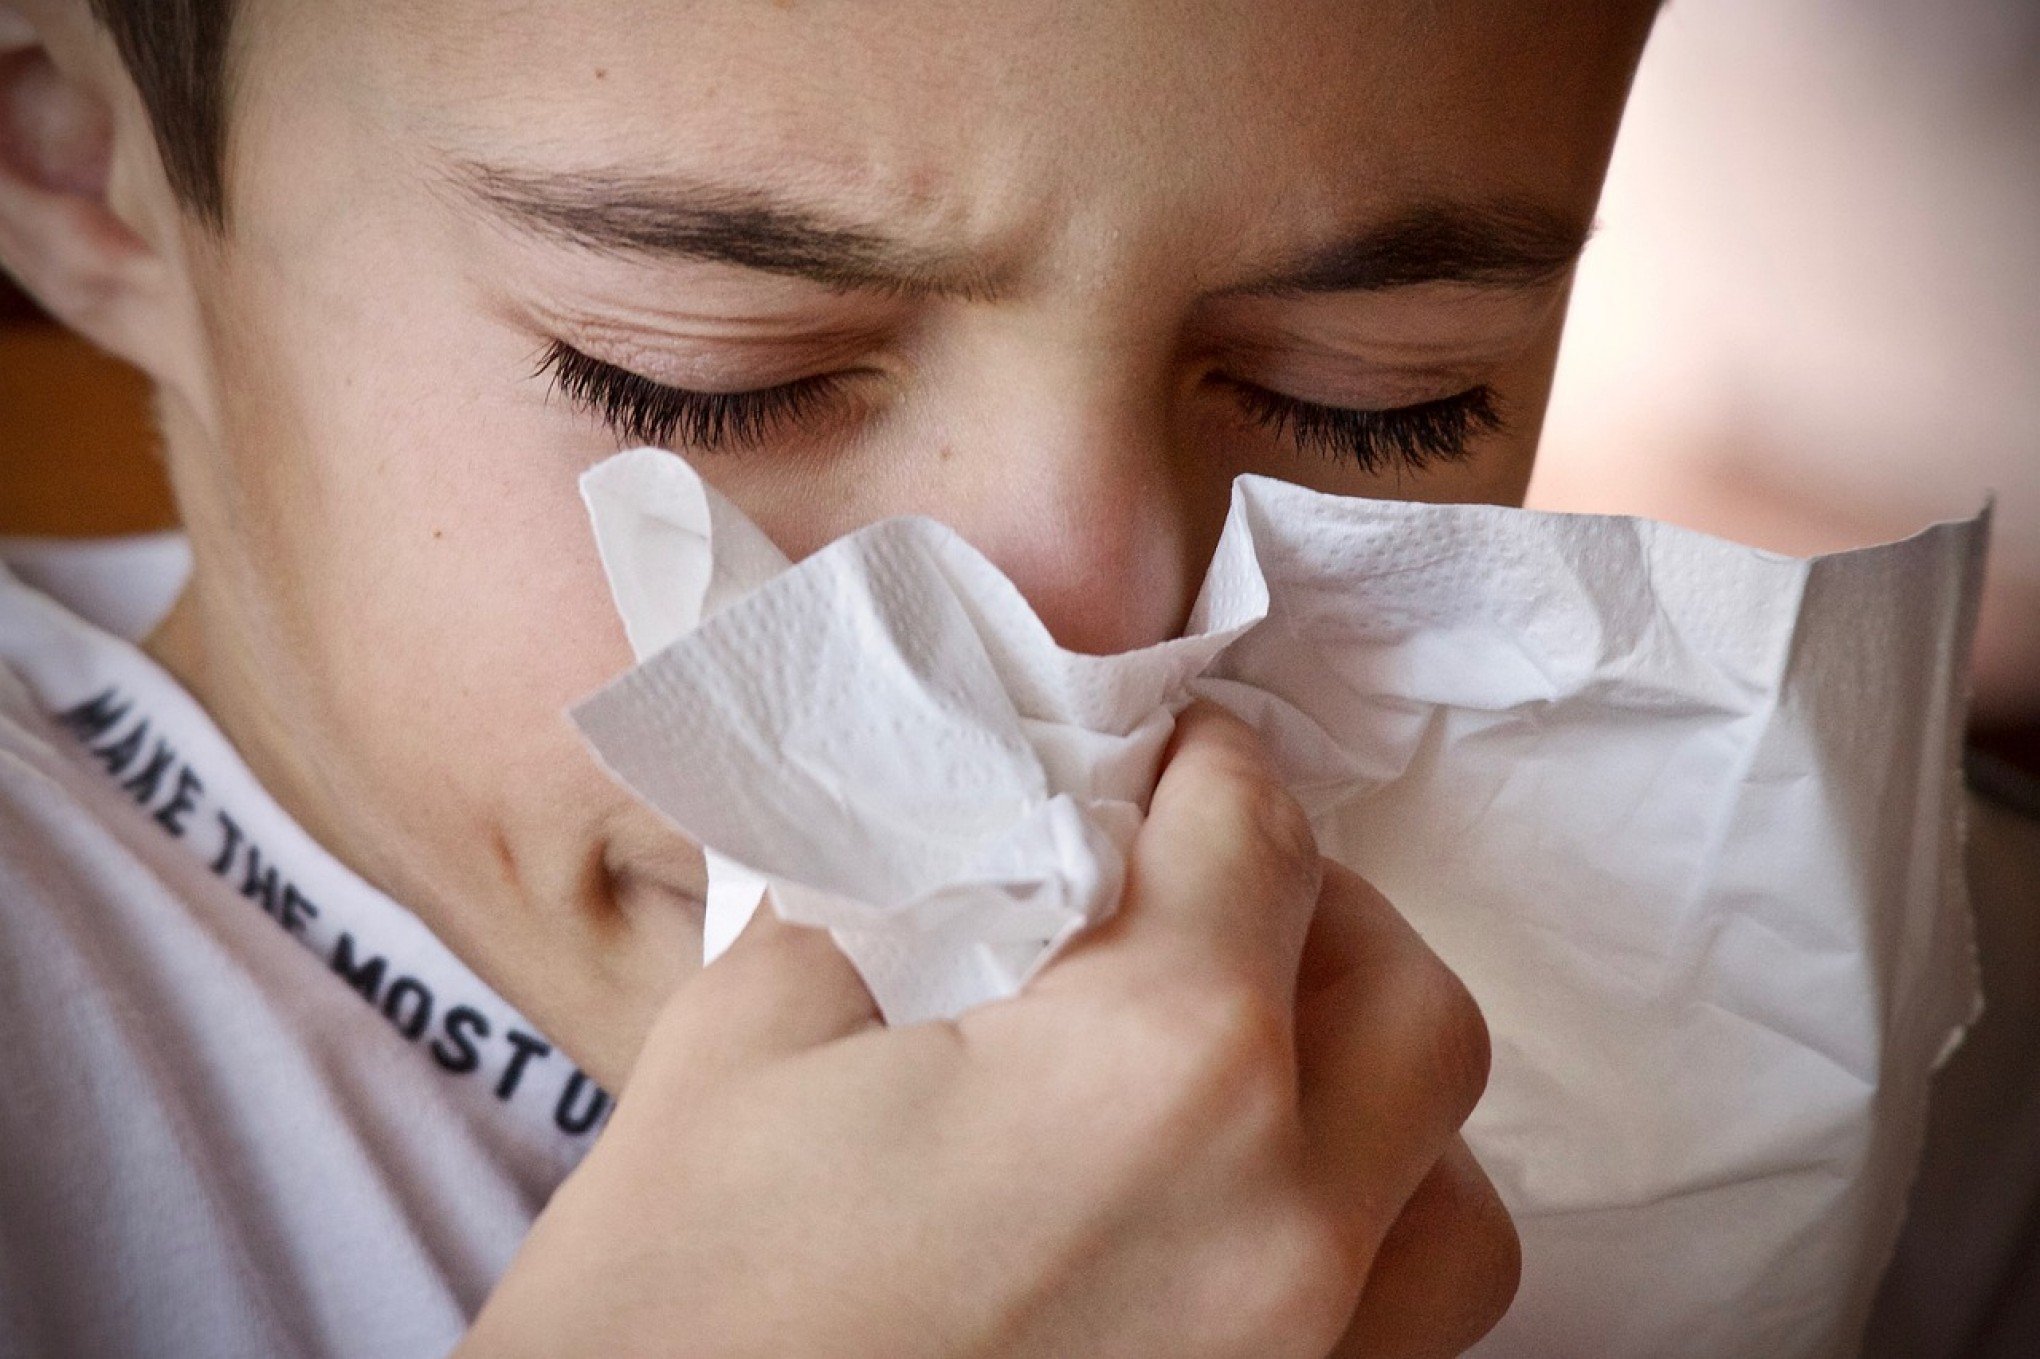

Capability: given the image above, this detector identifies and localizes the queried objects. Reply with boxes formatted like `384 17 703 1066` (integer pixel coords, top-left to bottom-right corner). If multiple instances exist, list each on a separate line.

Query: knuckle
1123 979 1296 1142
1440 1168 1524 1351
1476 1208 1525 1338
1327 1154 1521 1359
1472 1198 1524 1344
1184 982 1297 1121
1175 745 1320 892
1230 776 1322 888
1418 963 1493 1121
1227 1204 1365 1354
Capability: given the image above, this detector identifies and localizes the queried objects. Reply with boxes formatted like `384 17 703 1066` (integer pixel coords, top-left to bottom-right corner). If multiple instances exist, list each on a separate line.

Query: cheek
196 237 638 863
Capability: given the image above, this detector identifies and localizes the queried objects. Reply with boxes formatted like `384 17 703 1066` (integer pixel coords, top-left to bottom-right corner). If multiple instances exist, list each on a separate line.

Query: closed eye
538 340 851 452
1215 377 1502 473
540 338 1503 473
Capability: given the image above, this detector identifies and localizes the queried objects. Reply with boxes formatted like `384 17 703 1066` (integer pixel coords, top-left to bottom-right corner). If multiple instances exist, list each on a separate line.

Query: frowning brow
450 161 1002 300
450 159 1589 300
1228 201 1595 296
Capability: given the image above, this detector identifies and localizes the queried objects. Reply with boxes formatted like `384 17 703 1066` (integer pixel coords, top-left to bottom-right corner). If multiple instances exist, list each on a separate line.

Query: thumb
637 897 881 1090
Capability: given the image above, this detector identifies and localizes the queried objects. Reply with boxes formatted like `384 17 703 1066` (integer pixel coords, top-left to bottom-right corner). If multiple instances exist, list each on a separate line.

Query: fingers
635 899 880 1093
1044 701 1323 1006
1330 1138 1522 1359
1296 861 1492 1250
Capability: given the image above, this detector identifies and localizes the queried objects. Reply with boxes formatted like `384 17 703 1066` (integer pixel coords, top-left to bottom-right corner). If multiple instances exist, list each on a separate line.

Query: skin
6 0 1651 1083
464 704 1519 1358
0 1 1655 1351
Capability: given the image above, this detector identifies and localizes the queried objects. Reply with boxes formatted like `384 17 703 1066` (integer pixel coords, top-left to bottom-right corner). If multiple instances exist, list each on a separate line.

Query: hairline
90 0 239 230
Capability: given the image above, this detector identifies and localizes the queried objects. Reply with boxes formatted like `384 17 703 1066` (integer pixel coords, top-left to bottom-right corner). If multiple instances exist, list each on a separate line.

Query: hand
1292 854 1521 1357
459 704 1516 1358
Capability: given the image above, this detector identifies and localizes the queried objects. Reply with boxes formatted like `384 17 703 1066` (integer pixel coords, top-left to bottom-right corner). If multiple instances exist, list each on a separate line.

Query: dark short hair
90 0 236 227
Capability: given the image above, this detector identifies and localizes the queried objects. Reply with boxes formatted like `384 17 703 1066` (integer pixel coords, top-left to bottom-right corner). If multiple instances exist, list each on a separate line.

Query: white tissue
570 446 1987 1359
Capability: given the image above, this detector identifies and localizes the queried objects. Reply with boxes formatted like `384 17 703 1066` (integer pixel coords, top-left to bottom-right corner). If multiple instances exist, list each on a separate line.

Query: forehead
235 0 1650 267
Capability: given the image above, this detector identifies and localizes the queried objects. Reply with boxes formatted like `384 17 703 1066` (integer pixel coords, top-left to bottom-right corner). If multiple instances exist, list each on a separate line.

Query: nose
898 369 1218 656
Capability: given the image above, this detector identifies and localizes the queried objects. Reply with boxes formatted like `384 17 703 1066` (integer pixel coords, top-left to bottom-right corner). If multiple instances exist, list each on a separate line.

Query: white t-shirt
0 537 604 1359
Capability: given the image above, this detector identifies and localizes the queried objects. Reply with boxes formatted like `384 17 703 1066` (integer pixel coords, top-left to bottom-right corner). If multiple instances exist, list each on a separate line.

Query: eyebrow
452 162 1002 300
1227 200 1593 297
450 160 1590 301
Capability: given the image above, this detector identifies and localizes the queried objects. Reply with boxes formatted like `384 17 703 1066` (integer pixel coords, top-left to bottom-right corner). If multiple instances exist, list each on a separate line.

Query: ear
0 3 198 392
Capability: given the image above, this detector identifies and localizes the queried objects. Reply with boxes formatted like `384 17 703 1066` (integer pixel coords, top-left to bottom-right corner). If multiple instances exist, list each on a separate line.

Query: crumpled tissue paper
570 445 1988 1359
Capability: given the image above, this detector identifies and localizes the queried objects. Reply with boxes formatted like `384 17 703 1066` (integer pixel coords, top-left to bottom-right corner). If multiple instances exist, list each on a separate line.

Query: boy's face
133 0 1654 1082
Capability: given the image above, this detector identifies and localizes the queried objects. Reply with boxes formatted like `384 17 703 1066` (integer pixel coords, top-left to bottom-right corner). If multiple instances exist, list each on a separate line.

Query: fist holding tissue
571 447 1986 1358
472 704 1508 1359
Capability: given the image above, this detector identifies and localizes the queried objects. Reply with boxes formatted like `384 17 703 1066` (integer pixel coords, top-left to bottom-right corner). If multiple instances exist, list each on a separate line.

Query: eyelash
540 338 1501 472
540 340 850 452
1220 379 1500 475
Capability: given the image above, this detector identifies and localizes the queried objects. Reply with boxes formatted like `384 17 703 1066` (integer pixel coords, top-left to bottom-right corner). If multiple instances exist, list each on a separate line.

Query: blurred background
1530 0 2038 759
0 256 164 535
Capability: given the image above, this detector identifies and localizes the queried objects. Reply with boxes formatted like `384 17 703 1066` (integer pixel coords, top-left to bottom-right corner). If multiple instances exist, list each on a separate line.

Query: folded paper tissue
571 446 1987 1359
